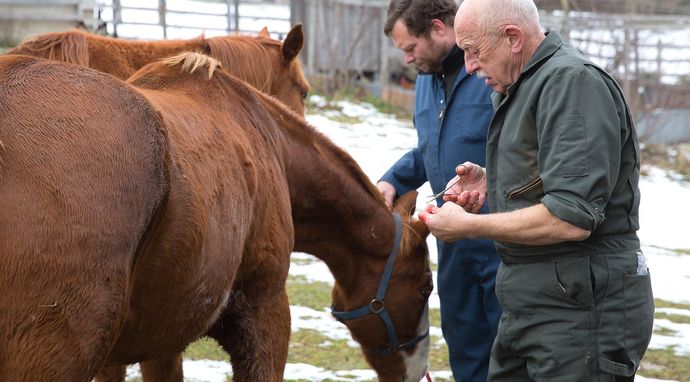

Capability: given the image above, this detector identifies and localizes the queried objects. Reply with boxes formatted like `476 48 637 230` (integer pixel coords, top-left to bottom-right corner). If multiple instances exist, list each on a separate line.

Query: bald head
453 0 544 94
455 0 541 39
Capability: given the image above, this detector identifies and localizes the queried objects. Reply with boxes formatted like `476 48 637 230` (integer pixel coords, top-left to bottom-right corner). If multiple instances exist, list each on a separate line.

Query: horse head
205 24 310 115
329 192 433 382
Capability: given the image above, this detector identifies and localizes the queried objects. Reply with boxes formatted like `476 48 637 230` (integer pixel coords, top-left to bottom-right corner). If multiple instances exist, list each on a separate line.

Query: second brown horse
7 25 310 115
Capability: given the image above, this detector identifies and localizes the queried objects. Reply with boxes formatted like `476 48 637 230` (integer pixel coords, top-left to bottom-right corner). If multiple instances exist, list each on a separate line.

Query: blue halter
331 213 429 356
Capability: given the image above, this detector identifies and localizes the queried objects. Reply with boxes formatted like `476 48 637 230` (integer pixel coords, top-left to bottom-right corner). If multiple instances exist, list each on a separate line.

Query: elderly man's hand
418 202 474 242
442 162 487 213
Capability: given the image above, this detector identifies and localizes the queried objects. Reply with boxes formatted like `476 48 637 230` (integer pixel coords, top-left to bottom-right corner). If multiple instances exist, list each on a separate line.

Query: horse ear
392 191 418 217
282 24 304 63
393 191 430 241
258 26 270 38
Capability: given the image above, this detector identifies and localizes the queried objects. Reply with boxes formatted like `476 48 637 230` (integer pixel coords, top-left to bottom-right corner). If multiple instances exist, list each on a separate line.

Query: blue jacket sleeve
379 146 427 198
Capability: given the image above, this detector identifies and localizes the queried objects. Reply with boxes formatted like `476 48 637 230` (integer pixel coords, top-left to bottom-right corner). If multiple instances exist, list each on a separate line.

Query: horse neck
261 104 395 270
291 152 395 271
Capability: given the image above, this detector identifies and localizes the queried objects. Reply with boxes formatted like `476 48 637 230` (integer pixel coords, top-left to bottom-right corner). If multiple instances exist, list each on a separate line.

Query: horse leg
94 355 183 382
94 365 127 382
208 284 291 381
141 354 184 382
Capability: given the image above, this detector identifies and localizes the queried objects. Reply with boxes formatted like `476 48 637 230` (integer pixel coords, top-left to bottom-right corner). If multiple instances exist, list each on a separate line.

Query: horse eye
301 91 308 100
419 287 432 299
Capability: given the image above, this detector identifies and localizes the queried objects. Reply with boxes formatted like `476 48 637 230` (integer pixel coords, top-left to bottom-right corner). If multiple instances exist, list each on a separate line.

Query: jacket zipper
508 177 543 199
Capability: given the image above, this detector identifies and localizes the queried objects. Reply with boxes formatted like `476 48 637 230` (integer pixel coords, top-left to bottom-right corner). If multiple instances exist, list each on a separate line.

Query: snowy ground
122 98 690 381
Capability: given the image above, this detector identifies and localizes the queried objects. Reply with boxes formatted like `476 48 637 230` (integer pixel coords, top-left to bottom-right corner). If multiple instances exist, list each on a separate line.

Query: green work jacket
487 32 641 263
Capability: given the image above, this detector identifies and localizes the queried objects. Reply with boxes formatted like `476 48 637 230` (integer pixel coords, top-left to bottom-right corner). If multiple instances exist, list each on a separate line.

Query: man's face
390 20 447 74
455 20 514 94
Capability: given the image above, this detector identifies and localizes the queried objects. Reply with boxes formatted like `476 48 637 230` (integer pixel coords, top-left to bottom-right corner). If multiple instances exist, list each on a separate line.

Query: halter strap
331 213 429 356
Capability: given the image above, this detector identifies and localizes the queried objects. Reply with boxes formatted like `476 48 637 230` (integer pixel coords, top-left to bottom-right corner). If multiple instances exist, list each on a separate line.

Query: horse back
88 36 205 79
0 55 169 377
105 59 294 360
8 29 206 80
6 29 90 66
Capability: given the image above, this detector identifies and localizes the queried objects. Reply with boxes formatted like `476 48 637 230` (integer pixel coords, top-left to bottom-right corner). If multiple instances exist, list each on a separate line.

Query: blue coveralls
380 46 502 381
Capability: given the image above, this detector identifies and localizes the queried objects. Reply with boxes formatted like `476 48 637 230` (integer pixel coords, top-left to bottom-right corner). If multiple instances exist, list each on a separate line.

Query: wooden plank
0 14 83 22
0 0 81 5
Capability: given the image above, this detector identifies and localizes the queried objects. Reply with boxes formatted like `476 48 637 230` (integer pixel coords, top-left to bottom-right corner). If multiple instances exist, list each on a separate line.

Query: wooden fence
290 0 388 79
290 0 413 108
99 0 291 40
0 0 96 44
291 1 690 114
541 12 690 113
2 1 688 116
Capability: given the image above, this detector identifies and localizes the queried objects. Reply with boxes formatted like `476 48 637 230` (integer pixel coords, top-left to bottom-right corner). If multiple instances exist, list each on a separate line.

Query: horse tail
7 30 90 67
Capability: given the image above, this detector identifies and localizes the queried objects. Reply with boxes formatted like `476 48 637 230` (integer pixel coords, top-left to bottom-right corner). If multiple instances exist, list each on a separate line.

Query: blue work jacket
381 64 493 204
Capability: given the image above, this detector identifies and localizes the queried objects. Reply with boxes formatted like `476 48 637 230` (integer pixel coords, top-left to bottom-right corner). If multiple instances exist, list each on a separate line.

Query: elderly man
420 0 655 380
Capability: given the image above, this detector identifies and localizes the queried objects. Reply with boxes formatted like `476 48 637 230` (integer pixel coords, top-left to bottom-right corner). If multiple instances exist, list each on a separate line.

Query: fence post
559 0 570 42
623 0 638 114
226 0 232 33
307 0 317 76
159 0 167 39
379 6 389 88
656 39 662 76
112 0 122 37
234 0 240 33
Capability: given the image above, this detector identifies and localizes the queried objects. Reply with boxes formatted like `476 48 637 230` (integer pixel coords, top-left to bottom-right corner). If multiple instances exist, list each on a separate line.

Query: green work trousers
488 250 654 381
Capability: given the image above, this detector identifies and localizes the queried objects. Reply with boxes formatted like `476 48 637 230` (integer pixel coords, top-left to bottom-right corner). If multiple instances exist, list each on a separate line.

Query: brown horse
0 53 432 381
6 25 310 115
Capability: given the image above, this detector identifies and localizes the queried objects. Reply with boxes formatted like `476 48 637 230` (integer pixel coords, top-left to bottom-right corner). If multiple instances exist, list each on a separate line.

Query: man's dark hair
384 0 458 37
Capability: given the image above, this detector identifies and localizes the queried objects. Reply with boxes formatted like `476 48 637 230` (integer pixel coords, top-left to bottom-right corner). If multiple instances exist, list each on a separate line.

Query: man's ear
430 19 446 35
504 25 524 53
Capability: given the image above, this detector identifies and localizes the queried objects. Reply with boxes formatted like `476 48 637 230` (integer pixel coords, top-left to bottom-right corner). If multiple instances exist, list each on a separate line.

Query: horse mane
310 128 388 209
8 29 89 66
252 90 388 210
161 52 221 79
205 35 281 93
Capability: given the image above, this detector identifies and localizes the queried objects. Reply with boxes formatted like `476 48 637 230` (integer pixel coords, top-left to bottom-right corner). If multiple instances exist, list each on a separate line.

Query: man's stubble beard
418 37 447 74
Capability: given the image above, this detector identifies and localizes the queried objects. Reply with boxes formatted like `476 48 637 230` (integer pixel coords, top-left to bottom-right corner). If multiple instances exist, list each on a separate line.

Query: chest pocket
451 103 493 143
505 176 544 210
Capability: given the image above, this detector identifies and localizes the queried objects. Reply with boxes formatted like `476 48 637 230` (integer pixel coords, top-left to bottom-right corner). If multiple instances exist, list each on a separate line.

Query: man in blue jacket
378 0 501 380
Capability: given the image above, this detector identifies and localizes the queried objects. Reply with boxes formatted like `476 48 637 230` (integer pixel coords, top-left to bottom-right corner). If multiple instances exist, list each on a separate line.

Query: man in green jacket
419 0 655 380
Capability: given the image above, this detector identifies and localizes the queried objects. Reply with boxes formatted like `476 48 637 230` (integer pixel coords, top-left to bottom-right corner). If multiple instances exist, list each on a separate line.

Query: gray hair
477 0 541 35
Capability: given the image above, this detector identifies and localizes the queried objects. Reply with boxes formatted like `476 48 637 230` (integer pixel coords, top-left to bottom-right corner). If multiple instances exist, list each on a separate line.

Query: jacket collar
521 31 563 75
440 44 465 75
506 31 563 94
